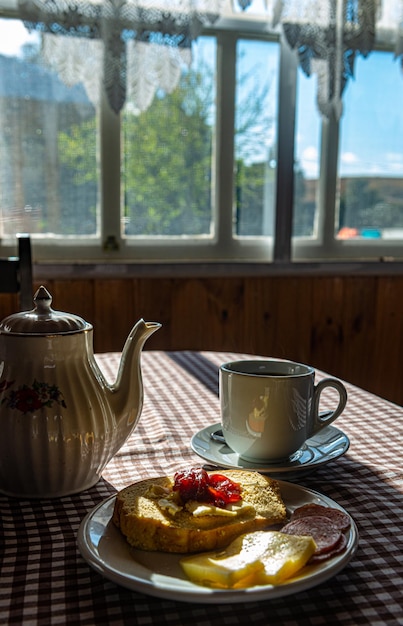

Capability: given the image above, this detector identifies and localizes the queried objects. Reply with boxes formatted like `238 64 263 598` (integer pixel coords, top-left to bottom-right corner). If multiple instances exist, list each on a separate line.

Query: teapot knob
34 286 53 316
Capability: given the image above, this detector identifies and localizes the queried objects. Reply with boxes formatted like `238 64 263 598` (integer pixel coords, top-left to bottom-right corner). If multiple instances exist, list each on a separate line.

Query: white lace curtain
17 0 403 117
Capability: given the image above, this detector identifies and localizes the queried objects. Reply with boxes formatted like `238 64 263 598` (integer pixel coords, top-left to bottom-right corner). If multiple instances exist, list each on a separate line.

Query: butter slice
180 531 316 588
186 501 255 517
158 498 183 515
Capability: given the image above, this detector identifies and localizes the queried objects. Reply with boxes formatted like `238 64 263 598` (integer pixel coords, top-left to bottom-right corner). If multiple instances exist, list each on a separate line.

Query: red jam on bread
173 468 242 508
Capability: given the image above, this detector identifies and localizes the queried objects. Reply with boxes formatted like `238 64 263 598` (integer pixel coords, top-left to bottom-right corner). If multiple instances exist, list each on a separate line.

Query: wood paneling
372 276 403 404
0 275 401 405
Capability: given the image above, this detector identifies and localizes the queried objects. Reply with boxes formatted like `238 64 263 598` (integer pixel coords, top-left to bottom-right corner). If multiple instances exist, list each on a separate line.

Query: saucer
190 423 350 480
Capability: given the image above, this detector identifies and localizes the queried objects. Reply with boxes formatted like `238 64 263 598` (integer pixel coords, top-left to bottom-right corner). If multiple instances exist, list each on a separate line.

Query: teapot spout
106 319 161 442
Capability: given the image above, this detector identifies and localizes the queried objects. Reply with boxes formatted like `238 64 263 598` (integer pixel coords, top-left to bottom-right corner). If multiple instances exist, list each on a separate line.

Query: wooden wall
1 274 402 406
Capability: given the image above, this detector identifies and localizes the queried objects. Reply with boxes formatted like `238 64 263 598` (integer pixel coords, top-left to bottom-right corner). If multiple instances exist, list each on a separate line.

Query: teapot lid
0 286 92 334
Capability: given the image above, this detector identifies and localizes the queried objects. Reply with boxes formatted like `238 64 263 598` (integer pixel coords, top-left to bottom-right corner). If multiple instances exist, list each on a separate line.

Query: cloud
384 153 403 174
385 152 403 166
300 146 319 178
340 151 403 176
341 152 359 164
0 20 39 57
302 146 318 161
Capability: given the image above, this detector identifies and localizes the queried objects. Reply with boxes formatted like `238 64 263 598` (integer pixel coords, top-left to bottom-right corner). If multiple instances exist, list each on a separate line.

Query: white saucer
77 482 358 603
191 424 349 479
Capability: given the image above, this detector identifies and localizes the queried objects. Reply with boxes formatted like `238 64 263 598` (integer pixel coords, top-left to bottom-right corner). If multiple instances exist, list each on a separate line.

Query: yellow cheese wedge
255 532 316 585
180 530 316 589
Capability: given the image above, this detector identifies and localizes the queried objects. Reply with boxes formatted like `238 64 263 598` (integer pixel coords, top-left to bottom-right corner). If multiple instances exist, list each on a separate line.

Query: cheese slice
255 532 316 585
180 530 316 588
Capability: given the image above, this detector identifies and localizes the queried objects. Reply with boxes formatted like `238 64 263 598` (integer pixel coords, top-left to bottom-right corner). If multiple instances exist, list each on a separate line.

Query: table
1 351 402 625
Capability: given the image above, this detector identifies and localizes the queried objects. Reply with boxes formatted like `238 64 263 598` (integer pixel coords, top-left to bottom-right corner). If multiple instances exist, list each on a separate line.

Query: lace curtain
18 0 225 113
17 0 403 117
277 0 403 118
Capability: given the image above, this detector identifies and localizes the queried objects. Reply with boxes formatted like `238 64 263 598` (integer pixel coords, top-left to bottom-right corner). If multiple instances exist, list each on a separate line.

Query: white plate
191 423 350 479
77 481 359 604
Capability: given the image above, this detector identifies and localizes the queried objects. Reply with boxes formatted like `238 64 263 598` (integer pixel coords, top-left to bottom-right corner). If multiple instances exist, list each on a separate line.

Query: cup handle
311 378 348 434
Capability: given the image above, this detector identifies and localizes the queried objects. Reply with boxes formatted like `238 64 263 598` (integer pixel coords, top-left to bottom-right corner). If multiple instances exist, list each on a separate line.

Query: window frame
0 9 403 268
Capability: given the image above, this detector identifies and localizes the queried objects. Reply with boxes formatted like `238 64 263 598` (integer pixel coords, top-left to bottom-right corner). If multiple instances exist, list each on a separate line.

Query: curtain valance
17 0 403 117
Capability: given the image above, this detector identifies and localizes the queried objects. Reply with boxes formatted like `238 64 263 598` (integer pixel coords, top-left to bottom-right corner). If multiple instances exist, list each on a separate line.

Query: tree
56 39 275 236
122 66 213 235
293 162 315 236
233 48 276 236
340 178 380 228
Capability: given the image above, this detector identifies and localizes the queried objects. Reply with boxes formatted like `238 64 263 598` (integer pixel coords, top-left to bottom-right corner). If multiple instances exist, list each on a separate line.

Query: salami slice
308 533 348 564
291 503 351 531
281 515 342 555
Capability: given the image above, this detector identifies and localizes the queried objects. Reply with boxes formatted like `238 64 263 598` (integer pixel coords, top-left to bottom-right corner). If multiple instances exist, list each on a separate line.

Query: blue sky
340 51 403 178
296 49 403 179
2 18 403 180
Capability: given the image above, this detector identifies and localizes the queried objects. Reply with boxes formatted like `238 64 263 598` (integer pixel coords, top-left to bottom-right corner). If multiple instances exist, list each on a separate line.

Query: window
0 5 402 264
292 47 403 261
337 52 403 241
122 37 217 239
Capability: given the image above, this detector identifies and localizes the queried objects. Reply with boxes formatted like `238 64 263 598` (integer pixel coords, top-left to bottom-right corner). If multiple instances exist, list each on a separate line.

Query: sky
0 19 38 53
297 50 403 179
1 18 403 180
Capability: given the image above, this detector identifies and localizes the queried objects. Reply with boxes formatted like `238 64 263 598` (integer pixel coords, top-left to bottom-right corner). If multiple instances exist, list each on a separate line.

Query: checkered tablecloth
1 351 402 625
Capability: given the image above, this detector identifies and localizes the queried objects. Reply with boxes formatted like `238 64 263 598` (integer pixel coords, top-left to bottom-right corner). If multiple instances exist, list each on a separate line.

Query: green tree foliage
58 120 97 186
339 178 403 230
293 162 315 236
57 41 274 237
122 66 213 235
233 50 275 236
235 160 269 235
340 178 380 228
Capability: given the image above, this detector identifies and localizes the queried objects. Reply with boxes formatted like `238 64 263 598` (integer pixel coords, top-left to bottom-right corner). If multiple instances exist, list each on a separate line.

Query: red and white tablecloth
1 351 402 625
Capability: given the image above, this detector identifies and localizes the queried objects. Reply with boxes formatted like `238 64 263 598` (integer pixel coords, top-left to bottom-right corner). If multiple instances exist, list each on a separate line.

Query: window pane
0 19 99 238
337 51 403 240
234 39 279 237
122 37 215 237
293 69 321 238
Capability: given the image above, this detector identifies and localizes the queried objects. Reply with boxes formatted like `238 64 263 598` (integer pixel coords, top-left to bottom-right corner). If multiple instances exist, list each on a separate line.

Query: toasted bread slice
112 470 287 553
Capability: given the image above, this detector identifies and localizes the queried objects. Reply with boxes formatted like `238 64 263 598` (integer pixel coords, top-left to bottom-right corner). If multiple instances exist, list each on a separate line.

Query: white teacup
219 359 347 463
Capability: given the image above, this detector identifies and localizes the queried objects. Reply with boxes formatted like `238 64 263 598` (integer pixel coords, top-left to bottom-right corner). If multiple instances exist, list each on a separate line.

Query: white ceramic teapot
0 286 161 498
